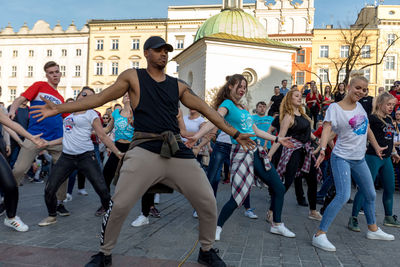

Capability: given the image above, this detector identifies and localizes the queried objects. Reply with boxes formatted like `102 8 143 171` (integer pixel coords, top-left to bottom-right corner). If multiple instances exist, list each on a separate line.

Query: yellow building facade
352 5 400 91
87 18 206 111
311 28 380 94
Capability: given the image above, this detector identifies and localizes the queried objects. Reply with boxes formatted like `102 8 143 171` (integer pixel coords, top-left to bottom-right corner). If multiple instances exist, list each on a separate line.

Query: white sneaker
4 216 29 232
215 226 222 241
63 193 73 203
78 189 88 196
244 209 258 219
154 194 160 204
131 214 149 227
193 210 198 218
270 223 296 238
312 234 336 252
366 227 395 241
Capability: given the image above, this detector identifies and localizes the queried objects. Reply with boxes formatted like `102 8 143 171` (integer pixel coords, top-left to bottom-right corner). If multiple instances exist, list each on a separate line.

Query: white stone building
174 0 297 109
0 20 88 106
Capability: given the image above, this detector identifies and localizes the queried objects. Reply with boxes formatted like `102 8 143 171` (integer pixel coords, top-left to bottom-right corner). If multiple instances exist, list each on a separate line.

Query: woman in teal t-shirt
188 74 295 241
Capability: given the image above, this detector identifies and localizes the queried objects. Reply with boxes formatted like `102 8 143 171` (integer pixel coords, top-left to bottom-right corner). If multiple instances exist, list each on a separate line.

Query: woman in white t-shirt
313 73 394 252
38 87 123 227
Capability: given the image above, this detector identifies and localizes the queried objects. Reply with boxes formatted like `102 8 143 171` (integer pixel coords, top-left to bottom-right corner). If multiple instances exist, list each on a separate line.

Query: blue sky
1 0 399 31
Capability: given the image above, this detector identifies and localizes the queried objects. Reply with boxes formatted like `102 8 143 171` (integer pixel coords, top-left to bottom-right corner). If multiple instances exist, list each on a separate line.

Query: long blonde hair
279 90 312 124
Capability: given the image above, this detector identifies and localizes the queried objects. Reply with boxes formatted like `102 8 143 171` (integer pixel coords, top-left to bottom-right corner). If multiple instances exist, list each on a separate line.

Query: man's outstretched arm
31 69 134 121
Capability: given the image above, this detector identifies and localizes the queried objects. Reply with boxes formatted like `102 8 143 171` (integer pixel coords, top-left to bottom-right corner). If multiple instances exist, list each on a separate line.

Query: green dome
194 9 267 42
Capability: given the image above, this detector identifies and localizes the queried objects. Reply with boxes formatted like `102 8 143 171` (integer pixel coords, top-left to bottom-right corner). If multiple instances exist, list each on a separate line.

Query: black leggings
142 193 155 217
103 142 130 190
0 153 18 218
281 148 318 210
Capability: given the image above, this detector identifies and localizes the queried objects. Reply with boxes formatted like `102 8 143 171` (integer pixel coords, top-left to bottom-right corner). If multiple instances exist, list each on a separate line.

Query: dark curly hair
211 74 247 110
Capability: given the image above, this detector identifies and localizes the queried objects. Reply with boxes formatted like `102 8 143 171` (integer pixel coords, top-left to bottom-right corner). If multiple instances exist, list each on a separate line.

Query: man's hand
236 133 256 151
8 111 16 120
30 97 58 122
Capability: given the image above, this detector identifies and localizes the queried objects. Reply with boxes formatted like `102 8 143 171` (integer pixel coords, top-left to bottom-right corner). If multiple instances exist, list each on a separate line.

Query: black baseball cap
143 36 173 52
394 81 400 86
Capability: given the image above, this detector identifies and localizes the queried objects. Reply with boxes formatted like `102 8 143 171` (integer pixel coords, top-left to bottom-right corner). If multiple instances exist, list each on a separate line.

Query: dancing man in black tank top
31 36 255 267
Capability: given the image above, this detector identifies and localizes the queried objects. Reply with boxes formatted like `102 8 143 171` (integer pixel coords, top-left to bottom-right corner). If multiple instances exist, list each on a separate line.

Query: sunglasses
103 116 109 119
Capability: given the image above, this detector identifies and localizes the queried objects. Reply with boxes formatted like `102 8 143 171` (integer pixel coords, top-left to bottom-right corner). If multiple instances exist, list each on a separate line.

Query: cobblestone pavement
1 177 400 266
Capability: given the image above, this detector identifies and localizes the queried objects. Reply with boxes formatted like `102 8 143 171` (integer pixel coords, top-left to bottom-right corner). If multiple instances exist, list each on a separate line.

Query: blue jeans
317 159 333 199
206 142 231 196
319 153 376 232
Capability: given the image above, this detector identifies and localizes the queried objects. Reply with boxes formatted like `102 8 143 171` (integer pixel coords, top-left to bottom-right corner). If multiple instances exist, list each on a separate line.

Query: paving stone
1 179 400 266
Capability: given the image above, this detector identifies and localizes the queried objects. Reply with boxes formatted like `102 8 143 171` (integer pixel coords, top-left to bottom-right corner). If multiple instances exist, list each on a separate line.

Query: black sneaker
95 206 106 217
197 248 226 267
0 202 5 216
56 204 70 216
149 207 161 218
85 252 112 267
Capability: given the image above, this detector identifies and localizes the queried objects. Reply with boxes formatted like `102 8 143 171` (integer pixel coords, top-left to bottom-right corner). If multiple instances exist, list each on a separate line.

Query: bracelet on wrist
321 147 326 151
392 151 398 156
233 131 240 140
275 136 279 143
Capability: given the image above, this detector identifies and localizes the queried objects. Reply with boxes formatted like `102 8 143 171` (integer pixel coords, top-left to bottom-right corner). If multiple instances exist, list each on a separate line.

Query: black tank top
286 115 311 144
134 69 194 158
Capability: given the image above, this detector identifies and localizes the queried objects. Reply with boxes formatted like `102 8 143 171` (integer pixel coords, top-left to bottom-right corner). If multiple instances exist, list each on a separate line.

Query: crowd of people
0 35 400 267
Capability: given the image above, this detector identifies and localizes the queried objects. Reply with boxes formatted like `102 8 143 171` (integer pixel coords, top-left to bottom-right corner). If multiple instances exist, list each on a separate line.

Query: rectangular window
319 45 329 58
11 66 17 77
131 39 140 50
13 50 18 57
131 61 139 69
96 39 104 50
27 66 33 77
76 49 81 56
47 49 52 57
29 50 34 57
176 39 184 49
73 89 80 99
111 39 119 50
96 62 103 75
0 50 2 57
75 65 81 77
9 88 16 102
363 68 370 81
340 45 349 58
388 33 396 46
295 71 305 85
385 79 395 91
318 68 329 83
361 45 371 58
60 66 66 77
111 62 119 75
338 69 346 83
62 49 67 56
296 49 305 63
385 56 395 70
